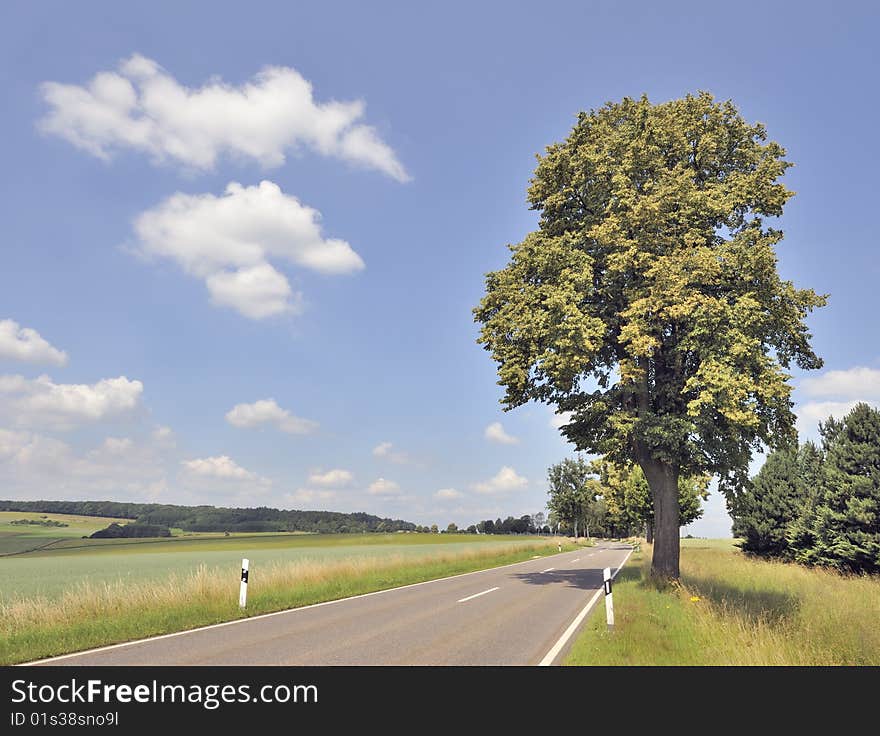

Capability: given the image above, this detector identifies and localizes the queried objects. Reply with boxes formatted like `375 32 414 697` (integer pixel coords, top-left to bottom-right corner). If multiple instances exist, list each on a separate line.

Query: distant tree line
9 518 68 528
0 500 417 535
90 522 172 539
474 516 539 535
730 402 880 574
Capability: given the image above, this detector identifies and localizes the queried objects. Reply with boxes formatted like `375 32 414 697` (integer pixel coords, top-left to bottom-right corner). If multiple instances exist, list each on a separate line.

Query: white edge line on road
21 545 590 666
542 568 555 573
457 586 499 603
538 546 634 667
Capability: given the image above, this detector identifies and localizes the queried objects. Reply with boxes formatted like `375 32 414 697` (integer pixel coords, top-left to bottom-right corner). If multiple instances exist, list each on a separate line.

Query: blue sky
1 1 877 536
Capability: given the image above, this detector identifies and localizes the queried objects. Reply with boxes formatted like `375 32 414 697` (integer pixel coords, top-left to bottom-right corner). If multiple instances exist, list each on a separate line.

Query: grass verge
564 541 880 665
1 538 573 665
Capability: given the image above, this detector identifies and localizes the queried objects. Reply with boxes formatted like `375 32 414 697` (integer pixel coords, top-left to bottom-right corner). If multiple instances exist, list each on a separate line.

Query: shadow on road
512 568 605 591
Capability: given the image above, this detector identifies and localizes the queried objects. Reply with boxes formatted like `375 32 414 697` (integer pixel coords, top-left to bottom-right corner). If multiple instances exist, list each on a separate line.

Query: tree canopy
474 92 825 578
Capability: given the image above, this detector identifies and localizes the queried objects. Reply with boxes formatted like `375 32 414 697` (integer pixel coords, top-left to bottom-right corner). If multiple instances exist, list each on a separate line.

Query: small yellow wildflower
690 596 700 602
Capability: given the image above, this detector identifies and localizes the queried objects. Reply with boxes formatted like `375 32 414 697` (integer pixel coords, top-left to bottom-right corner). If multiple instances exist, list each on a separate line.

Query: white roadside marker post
239 558 249 609
603 566 614 630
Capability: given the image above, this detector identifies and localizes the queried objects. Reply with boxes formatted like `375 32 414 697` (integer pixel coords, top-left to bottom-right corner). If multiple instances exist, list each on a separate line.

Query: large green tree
790 404 880 573
474 92 825 579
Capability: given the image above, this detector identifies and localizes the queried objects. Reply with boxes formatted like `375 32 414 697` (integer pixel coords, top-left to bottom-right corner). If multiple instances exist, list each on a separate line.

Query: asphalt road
29 543 632 666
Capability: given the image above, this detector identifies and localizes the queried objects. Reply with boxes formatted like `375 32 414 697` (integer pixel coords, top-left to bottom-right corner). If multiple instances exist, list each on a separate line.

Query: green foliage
474 91 825 498
593 459 709 532
9 519 68 528
90 523 171 539
474 515 534 534
731 446 808 556
0 500 416 535
790 403 880 573
546 457 602 536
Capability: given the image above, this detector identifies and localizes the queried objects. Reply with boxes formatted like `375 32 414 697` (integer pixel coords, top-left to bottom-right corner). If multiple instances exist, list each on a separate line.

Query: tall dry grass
566 543 880 666
681 547 880 665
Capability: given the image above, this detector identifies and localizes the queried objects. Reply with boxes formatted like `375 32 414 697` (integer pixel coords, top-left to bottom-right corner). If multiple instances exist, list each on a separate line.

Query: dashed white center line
542 567 555 573
457 587 500 603
571 558 580 563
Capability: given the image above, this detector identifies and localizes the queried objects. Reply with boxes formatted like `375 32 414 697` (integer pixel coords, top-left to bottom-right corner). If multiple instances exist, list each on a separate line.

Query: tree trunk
640 458 680 581
645 521 654 544
574 519 578 539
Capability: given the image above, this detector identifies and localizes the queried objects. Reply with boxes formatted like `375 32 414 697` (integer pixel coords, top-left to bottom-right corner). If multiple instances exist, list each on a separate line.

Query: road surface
29 543 632 666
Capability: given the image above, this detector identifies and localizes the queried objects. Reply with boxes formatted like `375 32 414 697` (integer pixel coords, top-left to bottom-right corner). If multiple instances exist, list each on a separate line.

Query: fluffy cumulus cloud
484 421 519 445
372 441 393 457
0 374 143 430
134 180 364 319
800 367 880 400
307 468 353 487
368 477 401 496
285 488 338 507
796 366 880 437
0 428 171 499
472 466 528 495
372 441 409 464
182 455 263 482
152 425 175 445
0 319 68 366
434 488 462 500
39 54 409 180
225 398 318 434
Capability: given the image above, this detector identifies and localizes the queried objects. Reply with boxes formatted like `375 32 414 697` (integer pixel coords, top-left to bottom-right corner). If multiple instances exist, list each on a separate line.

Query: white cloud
796 400 863 438
472 466 528 495
39 54 409 180
372 441 409 464
0 374 143 430
225 398 318 434
549 410 574 430
206 263 301 320
368 477 401 496
285 488 338 506
0 319 68 366
307 468 353 487
434 488 462 500
134 180 364 319
182 455 262 482
152 425 175 445
0 428 170 499
800 367 880 400
484 421 519 445
796 366 880 439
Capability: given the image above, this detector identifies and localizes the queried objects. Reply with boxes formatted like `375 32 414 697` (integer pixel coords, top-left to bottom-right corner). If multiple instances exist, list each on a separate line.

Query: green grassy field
565 539 880 665
0 531 579 664
0 530 553 601
0 511 133 555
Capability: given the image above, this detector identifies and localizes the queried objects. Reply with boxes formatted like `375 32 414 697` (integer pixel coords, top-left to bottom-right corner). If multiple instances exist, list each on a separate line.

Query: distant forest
0 500 417 534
